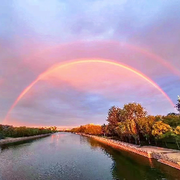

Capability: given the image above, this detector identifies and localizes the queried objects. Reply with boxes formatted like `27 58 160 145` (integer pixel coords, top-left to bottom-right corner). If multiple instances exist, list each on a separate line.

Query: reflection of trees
86 137 179 180
79 135 89 145
0 136 47 152
0 140 33 152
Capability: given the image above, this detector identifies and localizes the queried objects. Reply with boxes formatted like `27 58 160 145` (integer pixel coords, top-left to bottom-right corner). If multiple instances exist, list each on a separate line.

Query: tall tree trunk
176 139 180 149
138 135 141 146
135 138 137 145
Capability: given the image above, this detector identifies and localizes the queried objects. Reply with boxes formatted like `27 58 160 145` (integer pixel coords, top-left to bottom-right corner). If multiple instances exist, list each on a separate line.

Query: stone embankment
0 134 51 145
77 133 180 171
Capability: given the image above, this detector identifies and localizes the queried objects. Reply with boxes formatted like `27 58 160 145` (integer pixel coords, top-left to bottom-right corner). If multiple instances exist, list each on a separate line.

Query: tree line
0 125 57 139
71 97 180 149
71 124 102 135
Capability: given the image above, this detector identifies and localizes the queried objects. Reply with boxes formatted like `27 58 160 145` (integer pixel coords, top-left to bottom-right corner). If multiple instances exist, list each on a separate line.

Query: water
0 132 180 180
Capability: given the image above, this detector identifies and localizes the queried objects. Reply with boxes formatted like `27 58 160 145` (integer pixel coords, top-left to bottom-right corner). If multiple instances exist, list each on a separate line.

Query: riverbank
0 133 51 145
77 133 180 171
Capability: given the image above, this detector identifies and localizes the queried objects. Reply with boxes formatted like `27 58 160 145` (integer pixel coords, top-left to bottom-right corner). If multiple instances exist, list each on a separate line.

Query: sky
0 0 180 127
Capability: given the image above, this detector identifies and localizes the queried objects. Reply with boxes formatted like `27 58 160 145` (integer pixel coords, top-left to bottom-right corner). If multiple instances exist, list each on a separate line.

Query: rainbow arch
4 59 175 123
21 40 180 79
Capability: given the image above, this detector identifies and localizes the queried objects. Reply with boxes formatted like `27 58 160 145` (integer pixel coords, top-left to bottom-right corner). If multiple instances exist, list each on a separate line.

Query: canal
0 132 180 180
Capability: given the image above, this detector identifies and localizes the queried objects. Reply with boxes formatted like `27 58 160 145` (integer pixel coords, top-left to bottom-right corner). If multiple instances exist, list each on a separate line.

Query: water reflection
0 139 34 152
0 133 180 180
85 137 180 180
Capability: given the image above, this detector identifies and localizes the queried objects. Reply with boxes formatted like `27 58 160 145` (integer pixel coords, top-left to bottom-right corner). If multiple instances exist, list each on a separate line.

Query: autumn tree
119 103 147 145
106 106 122 136
152 121 172 139
139 116 156 144
175 126 180 135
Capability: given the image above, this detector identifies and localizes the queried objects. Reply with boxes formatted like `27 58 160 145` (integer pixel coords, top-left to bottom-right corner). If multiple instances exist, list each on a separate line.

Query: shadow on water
85 137 180 180
0 136 50 152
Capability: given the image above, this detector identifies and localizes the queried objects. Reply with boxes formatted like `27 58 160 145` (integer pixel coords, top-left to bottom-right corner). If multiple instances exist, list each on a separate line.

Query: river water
0 132 180 180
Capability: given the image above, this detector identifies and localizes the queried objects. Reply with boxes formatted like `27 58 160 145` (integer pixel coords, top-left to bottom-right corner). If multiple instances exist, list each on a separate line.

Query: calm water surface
0 132 180 180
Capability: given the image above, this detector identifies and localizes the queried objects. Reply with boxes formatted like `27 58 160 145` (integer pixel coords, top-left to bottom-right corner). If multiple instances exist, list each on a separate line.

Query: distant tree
176 95 180 113
79 126 86 133
167 112 177 116
85 124 102 135
50 126 57 132
0 125 4 139
101 124 109 136
71 124 102 135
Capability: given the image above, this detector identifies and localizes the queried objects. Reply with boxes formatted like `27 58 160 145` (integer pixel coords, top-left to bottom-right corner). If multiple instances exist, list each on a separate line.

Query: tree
50 126 57 132
126 119 139 144
176 95 180 113
0 125 4 139
101 124 109 136
175 126 180 135
115 121 129 142
120 103 147 145
106 106 122 136
152 121 173 147
162 114 180 128
173 126 180 149
152 121 172 139
139 116 156 144
115 118 139 143
79 126 86 133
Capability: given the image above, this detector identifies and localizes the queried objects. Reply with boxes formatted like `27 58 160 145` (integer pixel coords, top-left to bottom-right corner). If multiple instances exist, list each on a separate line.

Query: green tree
115 121 130 142
176 95 180 113
172 126 180 149
162 114 180 128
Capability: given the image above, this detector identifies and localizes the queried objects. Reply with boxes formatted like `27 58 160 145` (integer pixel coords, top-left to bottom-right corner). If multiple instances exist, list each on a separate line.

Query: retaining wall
77 133 180 171
0 133 51 145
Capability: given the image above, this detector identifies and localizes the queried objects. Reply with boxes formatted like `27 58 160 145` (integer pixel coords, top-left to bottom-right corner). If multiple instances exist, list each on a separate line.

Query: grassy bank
0 124 57 139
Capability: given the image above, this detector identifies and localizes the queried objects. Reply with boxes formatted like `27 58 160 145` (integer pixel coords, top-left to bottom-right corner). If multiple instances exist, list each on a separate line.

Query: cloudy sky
0 0 180 127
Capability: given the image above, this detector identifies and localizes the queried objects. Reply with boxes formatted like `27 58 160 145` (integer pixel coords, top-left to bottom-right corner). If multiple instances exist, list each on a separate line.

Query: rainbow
4 59 175 123
117 42 180 78
21 40 180 79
